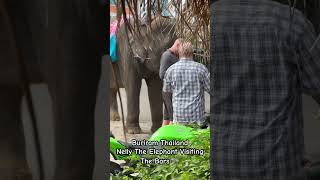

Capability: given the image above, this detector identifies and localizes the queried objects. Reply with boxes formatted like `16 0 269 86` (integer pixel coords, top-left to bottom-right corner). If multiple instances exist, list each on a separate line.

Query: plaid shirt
163 58 210 125
211 0 320 180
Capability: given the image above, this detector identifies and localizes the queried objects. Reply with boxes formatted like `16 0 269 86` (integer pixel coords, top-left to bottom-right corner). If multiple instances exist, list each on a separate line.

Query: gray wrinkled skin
110 16 176 134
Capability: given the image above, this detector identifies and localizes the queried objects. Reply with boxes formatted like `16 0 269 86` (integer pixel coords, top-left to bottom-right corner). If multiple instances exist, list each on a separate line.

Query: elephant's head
130 17 176 75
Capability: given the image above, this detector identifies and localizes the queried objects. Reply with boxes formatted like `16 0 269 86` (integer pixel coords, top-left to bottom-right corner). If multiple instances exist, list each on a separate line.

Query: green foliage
111 128 210 180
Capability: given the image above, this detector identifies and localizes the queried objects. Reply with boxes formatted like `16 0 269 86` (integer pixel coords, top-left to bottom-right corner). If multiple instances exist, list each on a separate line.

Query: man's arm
159 52 170 80
163 69 172 93
297 19 320 105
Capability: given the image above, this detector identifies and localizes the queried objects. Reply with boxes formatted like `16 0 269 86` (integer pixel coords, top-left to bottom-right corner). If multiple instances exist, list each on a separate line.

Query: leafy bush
111 128 210 180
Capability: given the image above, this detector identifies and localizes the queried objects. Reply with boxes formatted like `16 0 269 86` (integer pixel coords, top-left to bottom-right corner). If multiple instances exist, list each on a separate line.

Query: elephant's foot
151 123 162 133
126 125 142 134
151 126 160 133
110 111 121 121
0 168 32 180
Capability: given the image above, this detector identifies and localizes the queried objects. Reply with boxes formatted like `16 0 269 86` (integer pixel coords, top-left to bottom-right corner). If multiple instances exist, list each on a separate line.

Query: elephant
0 0 107 179
110 16 176 134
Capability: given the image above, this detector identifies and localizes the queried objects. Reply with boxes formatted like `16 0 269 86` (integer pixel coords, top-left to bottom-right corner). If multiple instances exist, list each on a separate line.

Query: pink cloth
110 18 124 35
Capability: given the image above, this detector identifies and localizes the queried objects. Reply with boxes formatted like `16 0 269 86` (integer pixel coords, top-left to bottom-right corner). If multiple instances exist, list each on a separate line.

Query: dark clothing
160 49 178 120
159 49 179 80
211 0 320 180
162 94 172 121
162 91 173 120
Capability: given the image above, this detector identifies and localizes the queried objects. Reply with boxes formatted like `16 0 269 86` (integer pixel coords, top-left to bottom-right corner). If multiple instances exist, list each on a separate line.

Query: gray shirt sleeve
159 51 178 80
163 68 173 93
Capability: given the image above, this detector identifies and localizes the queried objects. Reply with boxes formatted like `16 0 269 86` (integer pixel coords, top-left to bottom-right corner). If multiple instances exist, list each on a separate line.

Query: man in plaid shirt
163 41 210 126
211 0 320 179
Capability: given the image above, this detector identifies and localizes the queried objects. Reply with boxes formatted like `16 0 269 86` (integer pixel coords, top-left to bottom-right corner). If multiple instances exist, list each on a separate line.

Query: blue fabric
110 34 117 62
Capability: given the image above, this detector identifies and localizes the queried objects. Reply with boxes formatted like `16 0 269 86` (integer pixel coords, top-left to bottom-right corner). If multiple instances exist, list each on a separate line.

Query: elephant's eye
133 55 144 64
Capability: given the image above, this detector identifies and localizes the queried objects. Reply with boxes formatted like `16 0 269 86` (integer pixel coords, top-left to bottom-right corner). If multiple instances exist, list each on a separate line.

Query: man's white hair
178 41 193 58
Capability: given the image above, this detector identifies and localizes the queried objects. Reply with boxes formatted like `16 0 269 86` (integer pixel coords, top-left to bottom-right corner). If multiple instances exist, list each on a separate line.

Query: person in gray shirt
159 38 182 126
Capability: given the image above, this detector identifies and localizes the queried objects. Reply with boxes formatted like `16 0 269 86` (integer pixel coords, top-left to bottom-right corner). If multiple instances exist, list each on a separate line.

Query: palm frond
115 0 210 57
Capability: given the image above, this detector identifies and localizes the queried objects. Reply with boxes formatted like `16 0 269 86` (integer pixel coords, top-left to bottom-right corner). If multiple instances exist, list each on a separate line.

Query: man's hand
162 120 171 126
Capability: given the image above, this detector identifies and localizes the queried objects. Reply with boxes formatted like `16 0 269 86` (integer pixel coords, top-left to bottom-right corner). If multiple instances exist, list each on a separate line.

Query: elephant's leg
0 86 32 180
125 76 142 134
110 88 120 121
43 31 101 180
47 59 100 180
145 77 163 133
